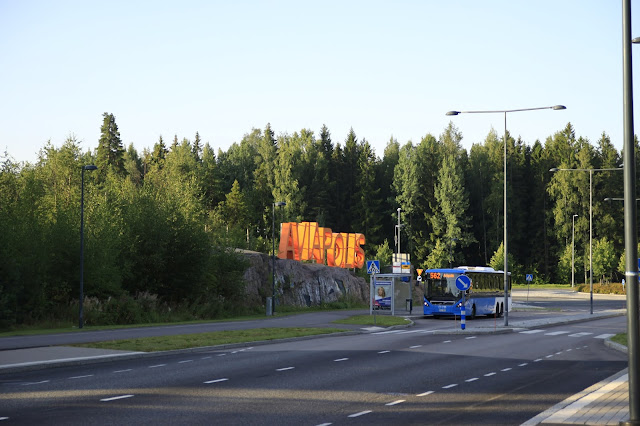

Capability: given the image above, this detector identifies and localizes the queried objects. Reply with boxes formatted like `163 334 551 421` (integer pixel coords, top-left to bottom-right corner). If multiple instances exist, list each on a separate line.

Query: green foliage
592 237 617 283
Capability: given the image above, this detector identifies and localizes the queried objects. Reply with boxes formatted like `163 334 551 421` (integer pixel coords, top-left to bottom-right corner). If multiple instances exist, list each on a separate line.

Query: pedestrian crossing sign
366 260 380 274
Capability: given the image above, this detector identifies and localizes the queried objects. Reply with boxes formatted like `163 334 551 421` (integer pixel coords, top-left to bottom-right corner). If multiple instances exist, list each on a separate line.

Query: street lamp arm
446 105 566 115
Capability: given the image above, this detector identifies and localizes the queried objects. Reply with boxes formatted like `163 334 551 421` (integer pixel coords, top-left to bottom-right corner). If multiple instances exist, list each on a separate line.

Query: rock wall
241 251 369 308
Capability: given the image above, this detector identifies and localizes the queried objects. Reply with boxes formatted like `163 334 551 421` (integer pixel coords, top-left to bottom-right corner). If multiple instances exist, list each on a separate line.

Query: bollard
266 297 273 316
461 306 466 330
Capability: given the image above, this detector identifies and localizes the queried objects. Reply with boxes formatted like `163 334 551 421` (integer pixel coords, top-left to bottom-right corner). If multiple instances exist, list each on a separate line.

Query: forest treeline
1 112 638 327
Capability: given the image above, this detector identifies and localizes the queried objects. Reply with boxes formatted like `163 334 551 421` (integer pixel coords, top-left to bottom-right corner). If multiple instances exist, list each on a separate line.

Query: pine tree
96 112 125 177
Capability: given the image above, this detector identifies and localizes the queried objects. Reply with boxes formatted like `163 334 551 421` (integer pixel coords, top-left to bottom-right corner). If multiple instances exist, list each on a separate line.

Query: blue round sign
455 275 471 291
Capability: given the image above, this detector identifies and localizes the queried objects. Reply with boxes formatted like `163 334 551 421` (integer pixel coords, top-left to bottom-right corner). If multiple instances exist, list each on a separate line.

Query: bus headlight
423 301 429 307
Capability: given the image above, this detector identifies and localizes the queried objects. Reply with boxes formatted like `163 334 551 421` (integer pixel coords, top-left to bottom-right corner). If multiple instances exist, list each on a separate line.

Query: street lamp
446 105 566 326
79 164 97 329
548 166 623 314
572 214 578 289
271 201 286 315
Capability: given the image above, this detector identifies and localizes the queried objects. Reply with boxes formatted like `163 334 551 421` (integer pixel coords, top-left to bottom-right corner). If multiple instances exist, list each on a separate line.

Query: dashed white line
276 367 295 372
113 369 132 373
520 330 545 334
69 375 94 379
315 423 332 426
204 378 229 384
555 351 563 355
518 363 528 367
595 333 615 339
545 355 554 358
443 340 452 343
334 358 349 362
378 350 391 354
466 378 479 382
534 358 543 362
178 360 193 364
442 384 458 389
484 372 496 377
465 336 477 340
386 400 405 406
566 349 572 352
201 356 212 360
417 391 434 397
409 345 422 349
149 364 167 368
348 410 372 418
100 395 134 402
217 354 227 357
568 332 593 337
0 417 8 421
22 380 49 386
545 331 570 336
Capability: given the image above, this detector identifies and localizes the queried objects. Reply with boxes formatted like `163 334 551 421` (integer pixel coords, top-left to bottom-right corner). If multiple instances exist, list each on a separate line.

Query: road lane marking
22 380 49 386
334 358 349 362
386 400 405 406
466 378 479 382
201 356 212 359
545 355 554 358
501 368 512 372
555 352 563 355
518 363 528 367
442 384 458 389
417 391 434 396
315 423 332 426
378 350 390 354
276 367 295 371
149 364 167 368
520 330 544 334
545 331 570 336
204 378 229 384
566 349 572 352
409 345 422 349
178 360 193 364
465 336 476 340
595 333 615 339
0 417 8 421
443 340 452 343
113 369 132 373
534 358 543 362
217 354 227 357
568 332 593 337
348 411 372 418
100 395 134 402
69 375 94 379
484 372 496 377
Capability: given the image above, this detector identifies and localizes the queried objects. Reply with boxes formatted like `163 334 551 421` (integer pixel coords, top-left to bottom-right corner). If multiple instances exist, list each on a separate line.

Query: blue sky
1 1 638 164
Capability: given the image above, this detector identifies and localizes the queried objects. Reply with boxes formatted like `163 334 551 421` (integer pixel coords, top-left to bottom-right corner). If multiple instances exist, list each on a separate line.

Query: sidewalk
0 301 632 425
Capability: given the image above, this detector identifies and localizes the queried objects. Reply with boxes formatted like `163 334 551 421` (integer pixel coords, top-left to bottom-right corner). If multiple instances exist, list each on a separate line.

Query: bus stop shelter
369 273 413 316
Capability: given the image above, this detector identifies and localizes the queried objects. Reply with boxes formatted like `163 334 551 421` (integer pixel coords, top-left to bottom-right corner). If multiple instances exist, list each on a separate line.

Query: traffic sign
455 275 471 291
366 260 380 274
526 274 533 282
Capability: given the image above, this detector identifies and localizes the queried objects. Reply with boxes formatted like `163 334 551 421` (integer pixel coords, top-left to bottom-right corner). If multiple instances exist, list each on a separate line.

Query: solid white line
409 345 422 349
334 358 349 362
100 394 134 402
386 400 405 406
484 372 496 377
178 360 193 364
466 378 479 382
276 367 295 371
518 363 528 367
204 378 229 384
149 364 166 368
417 391 434 397
378 350 390 354
442 384 458 389
348 411 372 418
69 375 94 379
595 333 615 339
501 368 512 372
113 369 132 373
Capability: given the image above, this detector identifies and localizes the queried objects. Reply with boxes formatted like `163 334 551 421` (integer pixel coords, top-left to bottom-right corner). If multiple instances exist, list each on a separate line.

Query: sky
1 1 639 164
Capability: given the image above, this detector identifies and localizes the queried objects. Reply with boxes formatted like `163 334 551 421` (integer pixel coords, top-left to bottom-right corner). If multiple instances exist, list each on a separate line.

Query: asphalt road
0 316 627 425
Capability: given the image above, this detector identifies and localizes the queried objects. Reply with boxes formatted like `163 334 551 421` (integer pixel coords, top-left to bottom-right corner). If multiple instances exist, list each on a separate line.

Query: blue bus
421 266 511 319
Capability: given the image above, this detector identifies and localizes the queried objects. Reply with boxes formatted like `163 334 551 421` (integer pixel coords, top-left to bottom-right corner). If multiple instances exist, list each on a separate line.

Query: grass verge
332 315 410 327
612 333 627 346
71 327 347 352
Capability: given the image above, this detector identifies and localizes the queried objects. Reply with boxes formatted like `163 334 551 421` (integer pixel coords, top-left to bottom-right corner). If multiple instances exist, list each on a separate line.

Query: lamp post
271 201 286 315
79 164 97 329
446 105 566 326
549 166 623 315
572 214 578 289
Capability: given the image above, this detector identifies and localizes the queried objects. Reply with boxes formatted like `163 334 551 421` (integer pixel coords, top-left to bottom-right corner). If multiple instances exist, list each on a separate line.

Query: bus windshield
425 272 461 300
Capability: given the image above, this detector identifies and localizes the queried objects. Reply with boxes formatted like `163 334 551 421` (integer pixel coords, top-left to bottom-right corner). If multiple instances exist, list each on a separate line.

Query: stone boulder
240 251 368 308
